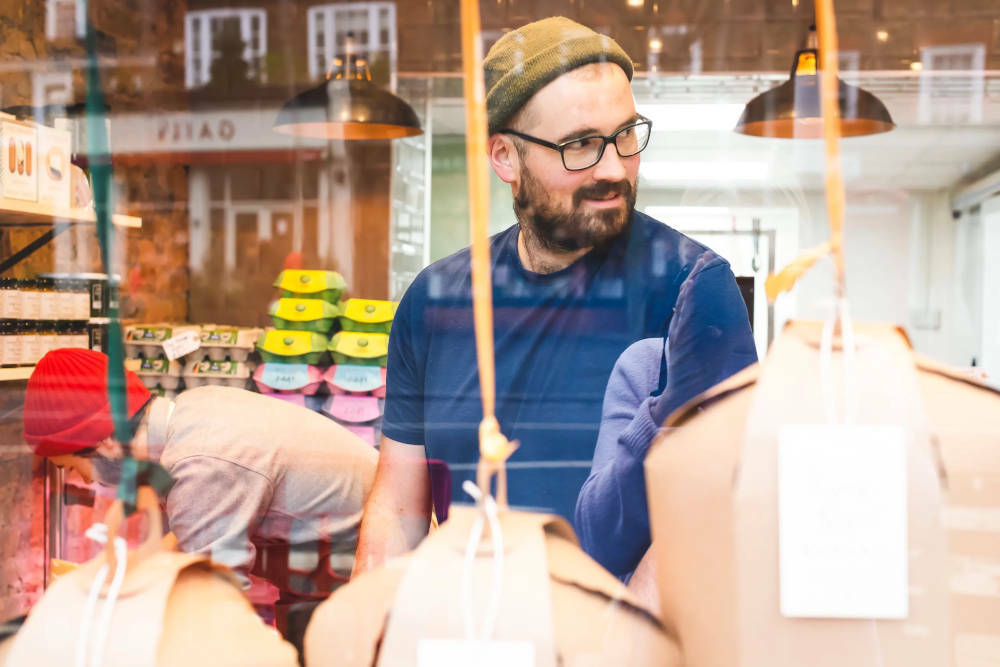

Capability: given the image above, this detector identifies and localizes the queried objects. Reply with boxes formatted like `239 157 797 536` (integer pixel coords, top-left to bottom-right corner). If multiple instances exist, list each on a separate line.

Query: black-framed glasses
500 117 653 171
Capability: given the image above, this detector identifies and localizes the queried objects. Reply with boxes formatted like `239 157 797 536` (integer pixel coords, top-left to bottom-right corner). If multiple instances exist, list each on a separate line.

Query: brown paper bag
646 321 955 667
5 551 297 666
305 507 680 666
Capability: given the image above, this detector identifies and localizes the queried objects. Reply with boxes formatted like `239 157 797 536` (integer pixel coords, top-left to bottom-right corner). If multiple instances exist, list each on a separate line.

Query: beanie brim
26 407 115 458
23 348 152 458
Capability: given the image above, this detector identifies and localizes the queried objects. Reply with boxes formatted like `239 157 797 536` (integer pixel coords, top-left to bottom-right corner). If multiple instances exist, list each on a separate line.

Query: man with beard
353 16 756 575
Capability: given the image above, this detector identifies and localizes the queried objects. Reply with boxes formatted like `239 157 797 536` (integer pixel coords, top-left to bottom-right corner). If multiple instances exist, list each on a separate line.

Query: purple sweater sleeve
575 257 757 580
574 339 663 580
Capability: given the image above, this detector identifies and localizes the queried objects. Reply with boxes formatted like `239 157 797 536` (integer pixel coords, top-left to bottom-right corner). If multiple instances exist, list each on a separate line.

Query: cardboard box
36 124 72 209
1 120 38 201
646 322 954 667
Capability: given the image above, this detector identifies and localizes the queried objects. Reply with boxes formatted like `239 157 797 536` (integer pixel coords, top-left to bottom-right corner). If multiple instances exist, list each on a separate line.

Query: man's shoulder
630 210 728 275
401 225 518 302
632 210 718 258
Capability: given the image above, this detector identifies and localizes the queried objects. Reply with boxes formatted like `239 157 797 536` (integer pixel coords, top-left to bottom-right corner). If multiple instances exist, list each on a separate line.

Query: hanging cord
764 0 849 314
459 0 518 520
460 481 505 642
76 525 127 667
819 297 858 425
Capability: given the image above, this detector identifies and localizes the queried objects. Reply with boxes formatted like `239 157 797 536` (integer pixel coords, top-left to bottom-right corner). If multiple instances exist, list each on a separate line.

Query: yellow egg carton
328 331 388 367
273 270 346 304
337 298 397 334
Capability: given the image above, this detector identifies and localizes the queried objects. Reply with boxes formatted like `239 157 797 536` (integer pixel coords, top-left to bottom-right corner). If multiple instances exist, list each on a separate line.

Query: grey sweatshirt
145 386 377 587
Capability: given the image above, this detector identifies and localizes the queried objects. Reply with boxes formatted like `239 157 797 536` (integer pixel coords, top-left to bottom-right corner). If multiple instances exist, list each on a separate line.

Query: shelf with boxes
254 269 397 447
0 273 115 380
0 113 142 275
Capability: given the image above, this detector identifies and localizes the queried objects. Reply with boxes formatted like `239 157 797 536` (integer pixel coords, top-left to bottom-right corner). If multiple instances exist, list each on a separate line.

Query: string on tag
461 481 505 642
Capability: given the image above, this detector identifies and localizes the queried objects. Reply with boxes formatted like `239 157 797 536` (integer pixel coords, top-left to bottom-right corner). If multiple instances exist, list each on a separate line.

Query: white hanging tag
417 639 534 667
778 423 908 619
162 330 201 361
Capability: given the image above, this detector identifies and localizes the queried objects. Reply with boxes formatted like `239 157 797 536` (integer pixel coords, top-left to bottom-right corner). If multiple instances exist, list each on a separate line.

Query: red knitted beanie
23 348 151 457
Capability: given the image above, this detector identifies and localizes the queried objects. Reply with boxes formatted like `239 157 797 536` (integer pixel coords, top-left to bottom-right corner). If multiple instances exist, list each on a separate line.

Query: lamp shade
734 49 894 139
274 78 422 140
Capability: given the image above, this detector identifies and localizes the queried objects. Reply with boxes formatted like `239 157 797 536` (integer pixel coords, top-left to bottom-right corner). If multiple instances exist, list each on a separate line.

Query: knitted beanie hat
484 16 634 135
23 348 151 457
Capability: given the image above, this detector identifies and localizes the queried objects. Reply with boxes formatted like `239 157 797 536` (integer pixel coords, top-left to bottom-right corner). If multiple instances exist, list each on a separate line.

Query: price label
202 329 238 345
196 360 235 375
261 363 311 390
778 424 908 619
162 330 201 360
332 364 383 393
324 395 380 423
417 640 534 667
140 358 168 373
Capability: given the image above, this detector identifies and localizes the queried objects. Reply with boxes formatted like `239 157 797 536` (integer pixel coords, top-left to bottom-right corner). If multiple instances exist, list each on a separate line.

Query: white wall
906 191 983 367
638 185 980 367
979 196 1000 381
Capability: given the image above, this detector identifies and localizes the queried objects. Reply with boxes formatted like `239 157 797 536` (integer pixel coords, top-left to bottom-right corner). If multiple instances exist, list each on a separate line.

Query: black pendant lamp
734 26 894 139
275 35 421 140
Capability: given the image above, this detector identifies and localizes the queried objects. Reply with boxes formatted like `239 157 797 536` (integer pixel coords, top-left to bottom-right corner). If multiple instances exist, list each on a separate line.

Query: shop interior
0 0 998 663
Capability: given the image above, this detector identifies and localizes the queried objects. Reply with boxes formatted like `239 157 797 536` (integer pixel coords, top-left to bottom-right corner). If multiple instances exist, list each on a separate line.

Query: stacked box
123 323 262 393
252 270 396 447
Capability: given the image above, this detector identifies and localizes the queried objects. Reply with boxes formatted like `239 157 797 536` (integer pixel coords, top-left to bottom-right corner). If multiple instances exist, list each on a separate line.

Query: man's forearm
352 492 430 576
351 437 432 577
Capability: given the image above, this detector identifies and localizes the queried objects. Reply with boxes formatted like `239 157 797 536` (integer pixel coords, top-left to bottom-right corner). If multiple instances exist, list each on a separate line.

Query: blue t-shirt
382 211 751 523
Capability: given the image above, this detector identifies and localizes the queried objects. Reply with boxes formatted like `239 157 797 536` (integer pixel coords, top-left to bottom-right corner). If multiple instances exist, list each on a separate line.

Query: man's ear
487 134 519 184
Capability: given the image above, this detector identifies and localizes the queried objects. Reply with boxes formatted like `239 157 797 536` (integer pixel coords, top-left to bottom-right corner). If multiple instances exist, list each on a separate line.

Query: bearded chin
514 170 636 253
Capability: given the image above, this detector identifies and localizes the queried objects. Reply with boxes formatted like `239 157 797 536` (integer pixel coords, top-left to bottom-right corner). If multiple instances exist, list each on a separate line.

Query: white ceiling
427 71 1000 192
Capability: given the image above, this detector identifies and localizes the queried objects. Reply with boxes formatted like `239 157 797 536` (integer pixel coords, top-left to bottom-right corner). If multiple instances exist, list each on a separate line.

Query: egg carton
125 357 183 390
148 385 180 400
337 298 397 334
327 331 388 367
182 359 251 388
268 298 342 334
257 329 329 365
253 363 325 395
323 364 387 397
196 326 263 362
273 270 346 304
124 324 200 359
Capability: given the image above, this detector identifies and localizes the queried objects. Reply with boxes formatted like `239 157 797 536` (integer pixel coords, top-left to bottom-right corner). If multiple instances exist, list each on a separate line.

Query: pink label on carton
326 364 386 395
323 395 380 423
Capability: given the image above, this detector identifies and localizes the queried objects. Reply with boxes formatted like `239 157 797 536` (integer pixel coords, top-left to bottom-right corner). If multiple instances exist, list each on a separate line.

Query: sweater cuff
618 399 662 461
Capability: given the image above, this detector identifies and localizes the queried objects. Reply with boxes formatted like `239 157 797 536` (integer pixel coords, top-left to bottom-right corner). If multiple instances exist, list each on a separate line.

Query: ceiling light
910 61 923 71
876 30 889 42
734 26 894 139
274 35 422 140
649 38 663 52
627 0 644 7
640 161 771 182
637 103 745 131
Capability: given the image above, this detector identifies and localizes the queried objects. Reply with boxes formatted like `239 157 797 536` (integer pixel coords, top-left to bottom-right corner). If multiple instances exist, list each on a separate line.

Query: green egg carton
269 298 342 333
273 270 346 304
337 298 397 334
328 331 389 367
257 329 329 365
